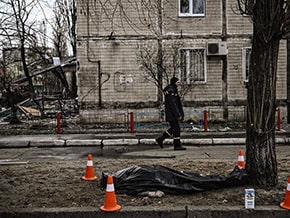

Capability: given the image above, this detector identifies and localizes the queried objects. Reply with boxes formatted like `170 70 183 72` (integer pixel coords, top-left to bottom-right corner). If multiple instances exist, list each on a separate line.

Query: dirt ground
1 104 290 211
0 155 289 210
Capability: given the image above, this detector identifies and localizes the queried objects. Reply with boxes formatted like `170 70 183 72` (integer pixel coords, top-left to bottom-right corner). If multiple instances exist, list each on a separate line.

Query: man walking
156 77 186 150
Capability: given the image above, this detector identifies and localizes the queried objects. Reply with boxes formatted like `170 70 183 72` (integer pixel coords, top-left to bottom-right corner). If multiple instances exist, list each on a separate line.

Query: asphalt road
0 144 289 164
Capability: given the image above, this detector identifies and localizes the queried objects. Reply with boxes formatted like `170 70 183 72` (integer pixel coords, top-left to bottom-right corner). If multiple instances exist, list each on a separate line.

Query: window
179 0 205 17
242 47 251 83
240 1 250 16
179 48 206 84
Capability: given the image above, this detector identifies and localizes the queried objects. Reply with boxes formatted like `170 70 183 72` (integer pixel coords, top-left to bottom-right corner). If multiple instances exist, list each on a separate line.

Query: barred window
179 48 206 84
179 0 205 17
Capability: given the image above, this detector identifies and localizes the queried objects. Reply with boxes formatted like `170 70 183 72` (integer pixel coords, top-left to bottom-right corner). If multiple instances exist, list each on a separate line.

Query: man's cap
170 77 179 85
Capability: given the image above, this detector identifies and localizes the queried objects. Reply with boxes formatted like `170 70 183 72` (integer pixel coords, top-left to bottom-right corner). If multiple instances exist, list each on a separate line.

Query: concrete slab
29 139 65 147
213 138 246 145
66 139 102 146
102 139 139 146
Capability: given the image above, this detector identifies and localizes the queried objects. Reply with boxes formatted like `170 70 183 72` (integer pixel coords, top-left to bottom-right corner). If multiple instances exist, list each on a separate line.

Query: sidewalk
0 130 289 148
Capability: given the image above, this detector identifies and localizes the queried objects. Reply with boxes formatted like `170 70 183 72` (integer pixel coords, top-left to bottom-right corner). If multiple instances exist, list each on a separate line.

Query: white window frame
242 47 251 83
179 47 207 85
179 0 206 17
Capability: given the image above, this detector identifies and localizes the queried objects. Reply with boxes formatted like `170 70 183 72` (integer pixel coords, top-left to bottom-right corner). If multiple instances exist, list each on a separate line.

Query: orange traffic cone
100 175 121 212
237 149 245 169
82 154 97 181
280 175 290 210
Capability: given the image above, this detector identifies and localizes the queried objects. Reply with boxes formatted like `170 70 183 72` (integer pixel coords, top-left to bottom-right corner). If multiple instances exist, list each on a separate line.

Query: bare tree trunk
235 0 288 188
71 0 78 99
246 30 279 187
20 42 42 115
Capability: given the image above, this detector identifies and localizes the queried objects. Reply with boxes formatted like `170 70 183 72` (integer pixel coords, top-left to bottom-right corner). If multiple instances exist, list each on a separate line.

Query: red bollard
203 110 208 132
57 112 61 134
277 107 281 131
130 112 135 133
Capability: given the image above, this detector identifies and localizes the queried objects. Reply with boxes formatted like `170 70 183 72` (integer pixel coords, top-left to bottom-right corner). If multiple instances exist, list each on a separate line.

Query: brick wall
76 0 288 123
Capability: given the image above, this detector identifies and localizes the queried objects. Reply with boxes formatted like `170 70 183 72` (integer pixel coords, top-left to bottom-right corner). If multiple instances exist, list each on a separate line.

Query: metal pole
277 107 281 131
204 110 208 132
57 112 61 134
130 112 135 133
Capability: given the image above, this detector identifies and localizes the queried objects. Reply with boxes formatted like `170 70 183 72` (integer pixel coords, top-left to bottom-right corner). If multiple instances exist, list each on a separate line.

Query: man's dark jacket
163 84 184 122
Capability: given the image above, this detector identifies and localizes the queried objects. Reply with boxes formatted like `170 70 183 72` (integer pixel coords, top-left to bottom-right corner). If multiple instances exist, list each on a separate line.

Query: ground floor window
179 48 206 85
242 47 251 83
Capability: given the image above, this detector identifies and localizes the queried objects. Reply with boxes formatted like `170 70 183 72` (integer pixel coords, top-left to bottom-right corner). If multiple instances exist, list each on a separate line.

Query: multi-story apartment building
76 0 287 123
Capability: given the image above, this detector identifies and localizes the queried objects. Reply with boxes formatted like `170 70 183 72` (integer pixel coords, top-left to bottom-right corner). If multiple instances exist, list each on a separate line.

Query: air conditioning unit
207 42 228 56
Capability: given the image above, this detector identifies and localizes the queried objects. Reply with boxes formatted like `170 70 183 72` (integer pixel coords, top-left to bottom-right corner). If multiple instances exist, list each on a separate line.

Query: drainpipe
98 60 102 108
86 0 102 108
222 0 228 120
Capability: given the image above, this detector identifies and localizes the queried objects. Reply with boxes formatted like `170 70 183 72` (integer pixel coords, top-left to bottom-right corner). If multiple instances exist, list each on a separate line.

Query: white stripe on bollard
106 184 115 192
87 160 93 166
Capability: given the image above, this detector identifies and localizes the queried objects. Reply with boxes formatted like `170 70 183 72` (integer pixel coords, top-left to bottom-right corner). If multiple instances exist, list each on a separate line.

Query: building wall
163 0 222 36
227 1 253 34
76 0 288 123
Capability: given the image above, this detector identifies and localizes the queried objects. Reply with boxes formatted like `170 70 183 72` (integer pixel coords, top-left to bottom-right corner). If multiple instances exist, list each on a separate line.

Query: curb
66 139 102 146
1 206 289 218
0 137 290 148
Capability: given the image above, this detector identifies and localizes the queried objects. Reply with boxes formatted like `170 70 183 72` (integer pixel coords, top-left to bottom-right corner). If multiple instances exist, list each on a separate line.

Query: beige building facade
76 0 287 124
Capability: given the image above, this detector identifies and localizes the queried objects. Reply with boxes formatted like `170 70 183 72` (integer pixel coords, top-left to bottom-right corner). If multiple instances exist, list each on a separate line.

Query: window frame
178 47 207 85
179 0 206 17
242 47 251 83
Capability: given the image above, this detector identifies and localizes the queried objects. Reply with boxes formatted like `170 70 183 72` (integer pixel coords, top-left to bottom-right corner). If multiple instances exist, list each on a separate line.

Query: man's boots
155 132 170 148
173 138 186 150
